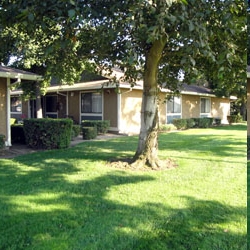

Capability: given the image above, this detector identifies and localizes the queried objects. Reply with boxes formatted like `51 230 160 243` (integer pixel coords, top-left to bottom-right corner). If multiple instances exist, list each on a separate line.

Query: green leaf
68 9 76 19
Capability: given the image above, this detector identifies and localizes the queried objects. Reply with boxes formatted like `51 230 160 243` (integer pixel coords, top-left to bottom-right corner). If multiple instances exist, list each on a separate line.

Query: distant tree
0 0 246 168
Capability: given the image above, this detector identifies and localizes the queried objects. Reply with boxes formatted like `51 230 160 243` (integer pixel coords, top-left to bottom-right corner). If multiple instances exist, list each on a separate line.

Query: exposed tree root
108 157 177 171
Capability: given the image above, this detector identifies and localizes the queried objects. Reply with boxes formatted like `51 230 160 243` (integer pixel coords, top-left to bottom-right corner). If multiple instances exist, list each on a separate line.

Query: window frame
200 97 211 116
80 91 103 120
10 95 22 114
166 96 182 123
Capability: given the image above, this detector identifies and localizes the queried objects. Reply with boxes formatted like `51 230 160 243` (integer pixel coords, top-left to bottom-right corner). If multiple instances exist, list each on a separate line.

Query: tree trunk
132 39 167 168
35 82 43 118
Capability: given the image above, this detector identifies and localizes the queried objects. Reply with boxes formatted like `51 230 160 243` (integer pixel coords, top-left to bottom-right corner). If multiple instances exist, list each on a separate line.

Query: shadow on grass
0 158 246 249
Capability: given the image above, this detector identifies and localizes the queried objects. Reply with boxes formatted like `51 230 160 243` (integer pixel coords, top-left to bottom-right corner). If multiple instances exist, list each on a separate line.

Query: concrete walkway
0 133 126 159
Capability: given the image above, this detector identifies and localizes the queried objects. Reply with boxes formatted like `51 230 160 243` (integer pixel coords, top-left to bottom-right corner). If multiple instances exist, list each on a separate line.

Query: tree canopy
0 0 246 168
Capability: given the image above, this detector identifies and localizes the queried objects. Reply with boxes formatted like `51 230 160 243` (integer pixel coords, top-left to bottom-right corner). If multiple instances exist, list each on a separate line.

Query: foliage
0 0 246 166
23 118 73 149
173 117 215 130
172 118 187 130
82 120 110 134
159 124 177 132
0 125 246 249
228 114 243 124
193 118 213 128
0 134 5 150
82 126 97 140
71 125 81 139
11 125 25 144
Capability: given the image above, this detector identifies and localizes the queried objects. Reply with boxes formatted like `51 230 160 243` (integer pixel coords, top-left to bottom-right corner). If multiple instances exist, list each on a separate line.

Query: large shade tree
0 0 246 168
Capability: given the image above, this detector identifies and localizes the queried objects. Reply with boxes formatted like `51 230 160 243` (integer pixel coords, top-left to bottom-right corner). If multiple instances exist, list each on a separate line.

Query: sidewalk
0 133 126 159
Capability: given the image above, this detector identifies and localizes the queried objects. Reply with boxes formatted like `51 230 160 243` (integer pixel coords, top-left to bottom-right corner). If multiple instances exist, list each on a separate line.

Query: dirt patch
107 158 178 171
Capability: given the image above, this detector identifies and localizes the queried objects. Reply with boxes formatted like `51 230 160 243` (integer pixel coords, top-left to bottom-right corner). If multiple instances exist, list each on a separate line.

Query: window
200 98 211 114
167 96 181 114
81 92 102 114
166 96 181 123
11 96 22 113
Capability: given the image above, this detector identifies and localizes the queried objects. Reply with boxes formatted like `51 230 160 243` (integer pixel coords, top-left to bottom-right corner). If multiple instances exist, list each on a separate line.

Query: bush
228 114 243 124
23 118 73 149
82 126 97 140
0 134 5 150
82 120 110 134
193 118 213 128
186 118 195 129
159 124 177 132
11 125 26 144
213 118 221 126
71 125 81 139
172 119 187 130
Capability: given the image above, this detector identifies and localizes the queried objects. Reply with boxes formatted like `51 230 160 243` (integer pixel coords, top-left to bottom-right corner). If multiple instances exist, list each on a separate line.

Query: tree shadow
0 158 246 249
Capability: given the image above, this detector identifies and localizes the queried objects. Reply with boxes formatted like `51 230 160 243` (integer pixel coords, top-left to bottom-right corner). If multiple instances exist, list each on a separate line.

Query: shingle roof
0 65 42 80
181 83 213 95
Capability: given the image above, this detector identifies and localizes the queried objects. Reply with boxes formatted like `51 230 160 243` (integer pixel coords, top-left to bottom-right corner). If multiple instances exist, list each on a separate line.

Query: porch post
6 78 11 147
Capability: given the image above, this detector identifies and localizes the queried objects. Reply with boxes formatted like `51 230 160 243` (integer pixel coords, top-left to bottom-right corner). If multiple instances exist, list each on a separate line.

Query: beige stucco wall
120 89 142 134
247 78 250 136
158 92 167 125
182 95 201 118
211 97 230 124
0 78 7 139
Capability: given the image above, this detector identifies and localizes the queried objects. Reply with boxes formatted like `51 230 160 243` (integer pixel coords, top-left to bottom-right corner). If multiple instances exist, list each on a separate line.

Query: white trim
0 71 42 81
6 78 11 147
117 92 121 132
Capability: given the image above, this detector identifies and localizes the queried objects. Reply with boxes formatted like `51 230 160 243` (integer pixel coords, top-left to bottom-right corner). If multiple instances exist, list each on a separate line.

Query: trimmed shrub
11 125 26 144
23 118 73 149
228 114 243 124
172 118 187 130
186 118 195 129
82 126 97 140
193 118 213 128
159 124 177 132
0 134 5 150
71 125 81 139
213 118 221 126
82 120 110 134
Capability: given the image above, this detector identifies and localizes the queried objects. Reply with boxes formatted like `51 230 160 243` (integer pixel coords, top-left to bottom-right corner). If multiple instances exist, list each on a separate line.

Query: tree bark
132 38 167 168
35 82 43 118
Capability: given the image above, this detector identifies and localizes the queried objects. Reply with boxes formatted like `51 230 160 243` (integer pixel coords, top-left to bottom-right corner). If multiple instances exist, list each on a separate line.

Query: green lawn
0 124 246 250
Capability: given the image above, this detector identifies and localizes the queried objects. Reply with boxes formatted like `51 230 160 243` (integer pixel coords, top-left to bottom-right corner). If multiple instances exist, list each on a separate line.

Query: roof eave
0 72 43 81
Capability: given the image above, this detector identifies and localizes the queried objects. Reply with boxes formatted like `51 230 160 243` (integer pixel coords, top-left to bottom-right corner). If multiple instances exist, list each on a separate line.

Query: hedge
81 120 110 134
23 118 73 149
82 126 97 140
172 117 217 130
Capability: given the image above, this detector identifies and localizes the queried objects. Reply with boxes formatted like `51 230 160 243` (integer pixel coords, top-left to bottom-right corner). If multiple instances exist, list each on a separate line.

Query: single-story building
0 65 42 146
11 69 231 135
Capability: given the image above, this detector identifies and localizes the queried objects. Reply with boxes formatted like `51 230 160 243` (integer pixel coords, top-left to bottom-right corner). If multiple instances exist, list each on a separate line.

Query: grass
0 124 246 250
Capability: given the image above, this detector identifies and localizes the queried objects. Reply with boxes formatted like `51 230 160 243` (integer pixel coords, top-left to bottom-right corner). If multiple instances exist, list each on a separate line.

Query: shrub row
0 134 5 150
23 118 73 149
82 120 110 134
71 125 81 139
81 120 110 140
172 117 218 130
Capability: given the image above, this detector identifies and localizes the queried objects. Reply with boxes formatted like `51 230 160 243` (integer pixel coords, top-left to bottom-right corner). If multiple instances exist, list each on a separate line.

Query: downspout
6 78 11 147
